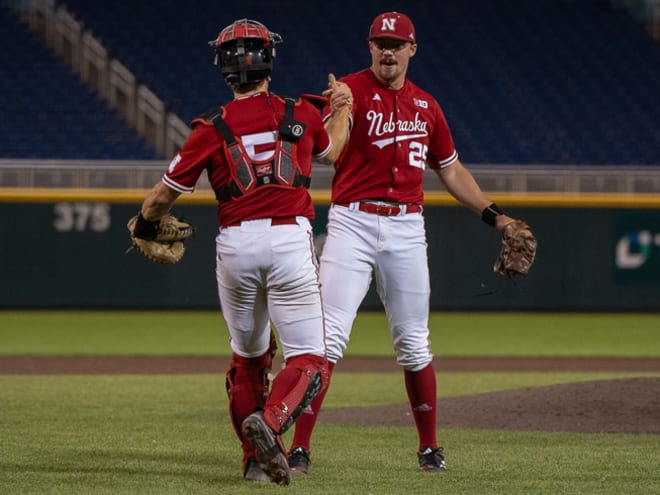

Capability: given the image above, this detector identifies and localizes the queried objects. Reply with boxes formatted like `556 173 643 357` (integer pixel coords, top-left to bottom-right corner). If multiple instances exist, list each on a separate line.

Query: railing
16 0 189 157
2 159 660 193
5 0 660 194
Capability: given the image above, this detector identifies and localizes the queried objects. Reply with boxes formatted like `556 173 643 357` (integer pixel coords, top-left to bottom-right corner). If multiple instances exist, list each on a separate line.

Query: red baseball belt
334 201 422 216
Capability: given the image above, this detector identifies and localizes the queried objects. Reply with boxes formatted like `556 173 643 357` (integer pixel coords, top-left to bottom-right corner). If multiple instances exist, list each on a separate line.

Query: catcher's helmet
209 19 283 84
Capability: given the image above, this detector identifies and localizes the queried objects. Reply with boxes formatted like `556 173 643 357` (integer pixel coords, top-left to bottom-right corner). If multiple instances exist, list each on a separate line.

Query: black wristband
133 212 160 240
481 203 504 227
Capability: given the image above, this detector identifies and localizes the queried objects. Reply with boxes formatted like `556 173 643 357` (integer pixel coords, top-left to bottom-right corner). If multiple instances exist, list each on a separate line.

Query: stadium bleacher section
3 0 660 165
0 4 159 159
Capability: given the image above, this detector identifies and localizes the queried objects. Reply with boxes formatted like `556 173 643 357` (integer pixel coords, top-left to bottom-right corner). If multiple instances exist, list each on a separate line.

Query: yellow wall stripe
1 188 659 208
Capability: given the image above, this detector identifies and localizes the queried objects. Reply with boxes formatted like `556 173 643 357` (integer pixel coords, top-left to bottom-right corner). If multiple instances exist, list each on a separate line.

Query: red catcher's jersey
331 69 458 205
163 92 331 227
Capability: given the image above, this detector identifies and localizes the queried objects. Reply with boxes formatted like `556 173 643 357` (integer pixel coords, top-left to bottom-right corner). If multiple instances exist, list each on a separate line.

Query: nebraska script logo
366 110 428 149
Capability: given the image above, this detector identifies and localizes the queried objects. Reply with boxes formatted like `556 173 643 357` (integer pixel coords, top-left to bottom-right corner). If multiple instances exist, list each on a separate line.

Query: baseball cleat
418 446 447 472
287 447 311 475
243 457 269 482
242 412 291 486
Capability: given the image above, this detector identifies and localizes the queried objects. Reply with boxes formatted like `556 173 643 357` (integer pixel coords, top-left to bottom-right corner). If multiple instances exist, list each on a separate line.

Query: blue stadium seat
0 5 159 159
6 0 660 164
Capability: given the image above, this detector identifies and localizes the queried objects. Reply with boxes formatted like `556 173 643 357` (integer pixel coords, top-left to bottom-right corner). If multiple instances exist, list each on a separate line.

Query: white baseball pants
215 217 325 361
320 205 433 371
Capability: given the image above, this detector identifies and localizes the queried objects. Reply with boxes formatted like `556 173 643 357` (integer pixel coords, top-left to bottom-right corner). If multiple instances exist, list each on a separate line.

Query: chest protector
207 98 311 202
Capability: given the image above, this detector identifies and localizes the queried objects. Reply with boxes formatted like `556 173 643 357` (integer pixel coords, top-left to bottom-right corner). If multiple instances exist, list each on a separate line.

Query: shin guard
264 354 329 435
225 333 277 468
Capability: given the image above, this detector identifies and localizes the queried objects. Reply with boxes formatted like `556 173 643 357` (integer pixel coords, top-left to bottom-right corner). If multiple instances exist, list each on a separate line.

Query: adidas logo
413 403 433 412
372 93 382 101
301 405 314 415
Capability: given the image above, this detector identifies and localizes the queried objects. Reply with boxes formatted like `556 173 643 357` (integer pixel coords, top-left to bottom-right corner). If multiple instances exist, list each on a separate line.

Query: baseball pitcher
287 11 536 475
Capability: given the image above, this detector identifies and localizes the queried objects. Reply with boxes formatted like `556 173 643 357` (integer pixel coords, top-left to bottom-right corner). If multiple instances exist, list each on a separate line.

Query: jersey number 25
409 141 428 170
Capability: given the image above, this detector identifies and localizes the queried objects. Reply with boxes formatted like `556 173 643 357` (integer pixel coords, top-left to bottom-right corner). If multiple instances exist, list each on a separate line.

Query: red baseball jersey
331 69 458 205
163 92 331 227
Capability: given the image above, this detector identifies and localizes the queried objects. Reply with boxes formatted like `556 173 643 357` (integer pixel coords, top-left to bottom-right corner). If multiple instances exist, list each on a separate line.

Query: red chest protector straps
210 98 311 202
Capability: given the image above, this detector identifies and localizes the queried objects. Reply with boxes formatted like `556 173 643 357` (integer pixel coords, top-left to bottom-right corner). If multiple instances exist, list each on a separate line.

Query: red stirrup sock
404 363 438 450
289 362 335 451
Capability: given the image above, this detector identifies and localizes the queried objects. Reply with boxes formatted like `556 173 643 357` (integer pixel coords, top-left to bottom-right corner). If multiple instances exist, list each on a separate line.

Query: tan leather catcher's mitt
127 214 194 264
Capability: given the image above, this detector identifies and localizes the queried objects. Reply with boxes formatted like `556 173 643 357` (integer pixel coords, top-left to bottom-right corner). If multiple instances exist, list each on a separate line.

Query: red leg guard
226 333 277 472
263 354 329 435
289 361 335 452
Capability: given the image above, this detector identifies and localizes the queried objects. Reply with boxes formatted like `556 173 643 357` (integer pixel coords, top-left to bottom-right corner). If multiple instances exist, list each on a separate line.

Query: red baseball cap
368 12 416 43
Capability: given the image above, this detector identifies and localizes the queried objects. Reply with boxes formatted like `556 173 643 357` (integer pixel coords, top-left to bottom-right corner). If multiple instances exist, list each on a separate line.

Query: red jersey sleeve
426 98 458 170
298 99 331 160
162 123 220 193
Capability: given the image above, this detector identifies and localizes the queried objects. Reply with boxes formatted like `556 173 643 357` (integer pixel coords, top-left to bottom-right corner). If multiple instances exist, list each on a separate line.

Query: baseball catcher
127 213 194 264
124 16 351 485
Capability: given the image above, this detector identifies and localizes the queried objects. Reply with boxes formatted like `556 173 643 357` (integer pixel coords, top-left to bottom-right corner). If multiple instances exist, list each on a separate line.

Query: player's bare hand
324 73 353 115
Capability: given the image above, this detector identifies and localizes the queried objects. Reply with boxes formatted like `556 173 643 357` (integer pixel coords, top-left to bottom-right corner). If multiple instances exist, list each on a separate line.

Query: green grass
2 310 660 356
0 311 230 355
1 310 659 494
426 312 660 357
327 371 660 406
1 374 659 495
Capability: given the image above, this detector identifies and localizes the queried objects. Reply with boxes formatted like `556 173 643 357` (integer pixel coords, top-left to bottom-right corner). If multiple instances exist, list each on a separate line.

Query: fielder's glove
127 213 194 265
493 220 537 276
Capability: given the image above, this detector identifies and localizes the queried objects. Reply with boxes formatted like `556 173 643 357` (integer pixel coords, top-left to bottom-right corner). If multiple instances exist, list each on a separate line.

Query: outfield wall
1 189 659 311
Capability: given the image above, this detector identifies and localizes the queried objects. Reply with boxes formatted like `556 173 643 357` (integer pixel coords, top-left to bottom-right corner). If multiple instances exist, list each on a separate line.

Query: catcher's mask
209 19 283 85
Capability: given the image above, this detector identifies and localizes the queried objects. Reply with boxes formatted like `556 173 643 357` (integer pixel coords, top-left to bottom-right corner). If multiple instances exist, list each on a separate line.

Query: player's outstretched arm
322 73 352 164
140 181 181 221
435 160 515 231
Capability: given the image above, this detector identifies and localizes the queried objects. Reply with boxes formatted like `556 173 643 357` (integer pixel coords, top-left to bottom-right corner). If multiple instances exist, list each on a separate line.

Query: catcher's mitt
493 220 537 276
127 214 194 265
